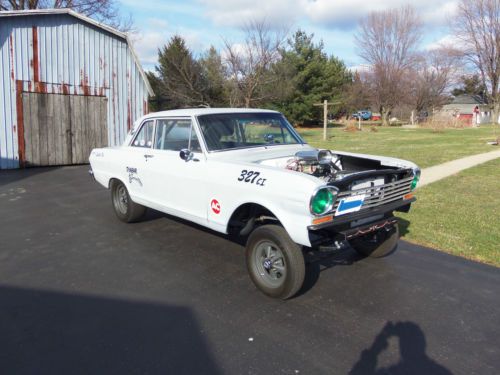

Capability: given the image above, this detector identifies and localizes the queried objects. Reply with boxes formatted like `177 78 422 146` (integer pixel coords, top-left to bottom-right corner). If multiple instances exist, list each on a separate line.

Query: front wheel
350 224 399 258
246 225 305 299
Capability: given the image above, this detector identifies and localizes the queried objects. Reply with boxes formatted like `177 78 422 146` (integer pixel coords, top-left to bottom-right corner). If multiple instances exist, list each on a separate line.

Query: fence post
323 100 327 141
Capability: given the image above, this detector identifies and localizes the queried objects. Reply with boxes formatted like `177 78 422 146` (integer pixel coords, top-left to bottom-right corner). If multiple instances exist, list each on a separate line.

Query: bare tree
223 20 288 108
343 71 371 116
0 0 132 31
453 0 500 122
355 6 422 125
411 48 461 116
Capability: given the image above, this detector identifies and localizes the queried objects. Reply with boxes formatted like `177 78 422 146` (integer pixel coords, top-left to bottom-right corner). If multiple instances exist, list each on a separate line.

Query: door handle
144 154 154 160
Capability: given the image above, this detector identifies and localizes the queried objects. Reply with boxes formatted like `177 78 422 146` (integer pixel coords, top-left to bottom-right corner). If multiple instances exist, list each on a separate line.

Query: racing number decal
237 170 266 186
211 199 221 214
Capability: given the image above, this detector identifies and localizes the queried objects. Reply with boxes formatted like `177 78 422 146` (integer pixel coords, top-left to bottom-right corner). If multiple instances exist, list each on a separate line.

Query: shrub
420 116 471 132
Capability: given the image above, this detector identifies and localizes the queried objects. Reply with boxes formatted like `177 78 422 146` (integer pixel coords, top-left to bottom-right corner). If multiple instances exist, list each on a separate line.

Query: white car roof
126 108 284 145
144 108 280 118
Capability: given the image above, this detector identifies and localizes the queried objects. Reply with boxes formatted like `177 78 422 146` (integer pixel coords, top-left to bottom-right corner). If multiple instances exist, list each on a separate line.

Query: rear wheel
350 224 399 258
111 181 146 223
246 225 305 299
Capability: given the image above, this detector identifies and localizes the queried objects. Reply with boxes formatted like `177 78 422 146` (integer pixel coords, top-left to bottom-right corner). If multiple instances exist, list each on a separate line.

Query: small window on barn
132 121 154 148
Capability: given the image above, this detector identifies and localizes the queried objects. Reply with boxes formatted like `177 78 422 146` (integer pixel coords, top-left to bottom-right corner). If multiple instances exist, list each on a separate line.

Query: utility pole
313 100 341 141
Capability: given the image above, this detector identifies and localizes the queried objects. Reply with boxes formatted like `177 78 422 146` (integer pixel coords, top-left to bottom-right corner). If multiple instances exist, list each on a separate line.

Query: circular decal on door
211 199 221 214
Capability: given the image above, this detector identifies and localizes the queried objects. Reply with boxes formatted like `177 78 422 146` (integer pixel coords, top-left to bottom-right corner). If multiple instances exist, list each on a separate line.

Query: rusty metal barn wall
0 13 149 169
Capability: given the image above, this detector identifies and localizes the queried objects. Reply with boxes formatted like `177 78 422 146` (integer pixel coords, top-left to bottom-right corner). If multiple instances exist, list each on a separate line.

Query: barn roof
0 9 153 96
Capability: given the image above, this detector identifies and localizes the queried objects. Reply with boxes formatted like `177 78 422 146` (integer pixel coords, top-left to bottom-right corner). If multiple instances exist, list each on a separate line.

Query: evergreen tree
151 35 209 109
199 46 229 107
276 30 351 124
451 75 487 100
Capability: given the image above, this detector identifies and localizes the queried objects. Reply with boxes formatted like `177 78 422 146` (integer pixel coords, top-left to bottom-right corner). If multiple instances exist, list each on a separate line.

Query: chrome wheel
114 185 128 215
252 240 287 288
246 225 305 299
110 181 146 223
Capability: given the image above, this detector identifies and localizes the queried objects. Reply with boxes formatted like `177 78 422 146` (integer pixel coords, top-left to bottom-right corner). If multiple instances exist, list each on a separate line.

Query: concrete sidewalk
419 149 500 187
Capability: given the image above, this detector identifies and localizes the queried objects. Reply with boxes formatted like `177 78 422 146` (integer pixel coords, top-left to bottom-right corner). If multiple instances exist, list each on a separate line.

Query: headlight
411 169 420 190
310 187 338 215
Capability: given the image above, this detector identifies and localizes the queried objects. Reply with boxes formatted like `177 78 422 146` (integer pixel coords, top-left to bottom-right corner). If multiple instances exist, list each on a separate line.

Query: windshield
197 112 304 151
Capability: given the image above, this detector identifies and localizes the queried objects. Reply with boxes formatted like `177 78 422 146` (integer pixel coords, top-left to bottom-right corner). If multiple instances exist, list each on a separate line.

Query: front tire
350 224 399 258
246 225 305 299
111 181 146 223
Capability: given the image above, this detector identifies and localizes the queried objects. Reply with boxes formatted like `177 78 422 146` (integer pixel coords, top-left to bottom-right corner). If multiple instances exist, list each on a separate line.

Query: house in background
0 9 153 169
436 94 491 126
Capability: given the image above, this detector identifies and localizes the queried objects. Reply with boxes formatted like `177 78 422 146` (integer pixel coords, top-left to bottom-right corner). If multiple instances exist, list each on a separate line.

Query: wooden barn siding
22 92 107 166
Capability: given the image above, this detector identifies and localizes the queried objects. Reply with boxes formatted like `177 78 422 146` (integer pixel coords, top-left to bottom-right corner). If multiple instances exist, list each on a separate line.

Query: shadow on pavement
397 217 411 237
297 248 364 297
349 321 453 375
137 208 249 246
0 286 221 375
0 166 61 187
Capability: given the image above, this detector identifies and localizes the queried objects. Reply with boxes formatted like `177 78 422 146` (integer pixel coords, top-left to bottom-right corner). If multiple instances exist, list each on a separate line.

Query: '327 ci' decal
237 170 266 186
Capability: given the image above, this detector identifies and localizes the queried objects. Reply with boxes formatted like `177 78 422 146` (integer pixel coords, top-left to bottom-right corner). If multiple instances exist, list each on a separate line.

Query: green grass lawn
397 158 500 266
298 125 499 168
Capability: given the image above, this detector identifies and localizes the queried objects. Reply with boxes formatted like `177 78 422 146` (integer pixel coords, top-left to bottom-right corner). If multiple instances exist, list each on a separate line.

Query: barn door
69 95 108 164
22 93 108 166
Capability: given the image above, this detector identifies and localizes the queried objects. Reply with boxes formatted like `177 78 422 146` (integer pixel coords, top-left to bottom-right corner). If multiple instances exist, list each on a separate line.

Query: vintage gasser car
89 108 419 299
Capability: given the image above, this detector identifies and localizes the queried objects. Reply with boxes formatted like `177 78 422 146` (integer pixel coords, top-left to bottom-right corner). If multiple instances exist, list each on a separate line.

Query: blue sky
119 0 459 72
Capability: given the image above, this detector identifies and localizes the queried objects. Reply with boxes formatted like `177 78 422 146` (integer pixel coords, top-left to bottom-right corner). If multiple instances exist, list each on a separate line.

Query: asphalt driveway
0 166 499 375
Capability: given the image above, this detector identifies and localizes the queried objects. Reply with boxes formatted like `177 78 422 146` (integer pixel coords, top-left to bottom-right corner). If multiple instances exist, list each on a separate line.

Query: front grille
333 176 413 213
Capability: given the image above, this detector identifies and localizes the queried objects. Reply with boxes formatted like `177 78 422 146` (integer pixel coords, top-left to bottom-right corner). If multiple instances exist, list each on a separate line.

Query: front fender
205 161 320 247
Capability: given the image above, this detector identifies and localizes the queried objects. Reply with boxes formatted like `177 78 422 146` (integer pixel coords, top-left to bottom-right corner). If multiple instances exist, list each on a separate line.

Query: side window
132 121 154 148
155 119 201 152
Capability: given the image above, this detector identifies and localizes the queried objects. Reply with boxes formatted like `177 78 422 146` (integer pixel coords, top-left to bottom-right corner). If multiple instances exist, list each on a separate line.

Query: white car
89 108 419 299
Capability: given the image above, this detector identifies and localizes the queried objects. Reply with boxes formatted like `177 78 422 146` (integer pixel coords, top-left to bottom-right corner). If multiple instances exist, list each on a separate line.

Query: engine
286 150 344 182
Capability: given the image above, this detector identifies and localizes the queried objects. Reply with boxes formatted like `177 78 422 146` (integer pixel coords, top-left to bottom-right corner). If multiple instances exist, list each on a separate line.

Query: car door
125 119 155 202
140 117 208 223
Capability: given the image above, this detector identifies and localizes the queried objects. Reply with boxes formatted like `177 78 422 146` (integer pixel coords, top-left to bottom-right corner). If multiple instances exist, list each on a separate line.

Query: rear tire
111 180 146 223
246 225 305 299
350 224 399 258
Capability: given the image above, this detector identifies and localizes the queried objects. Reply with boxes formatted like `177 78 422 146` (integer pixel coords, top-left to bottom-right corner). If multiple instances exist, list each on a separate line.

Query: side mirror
179 148 193 161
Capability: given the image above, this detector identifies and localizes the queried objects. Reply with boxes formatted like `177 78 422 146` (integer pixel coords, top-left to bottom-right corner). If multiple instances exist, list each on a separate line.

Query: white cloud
303 0 460 29
199 0 299 28
220 42 247 61
199 0 459 30
120 0 199 15
131 28 206 70
425 34 463 50
147 18 169 29
348 64 371 73
421 1 458 26
131 31 166 66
